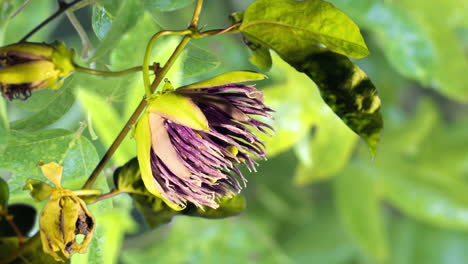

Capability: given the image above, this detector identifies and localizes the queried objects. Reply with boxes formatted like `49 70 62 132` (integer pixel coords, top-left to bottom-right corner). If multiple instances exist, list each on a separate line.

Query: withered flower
23 162 95 261
0 41 75 100
135 71 274 210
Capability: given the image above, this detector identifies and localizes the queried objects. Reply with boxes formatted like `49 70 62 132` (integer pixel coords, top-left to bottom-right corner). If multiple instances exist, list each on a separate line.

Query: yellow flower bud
0 41 75 100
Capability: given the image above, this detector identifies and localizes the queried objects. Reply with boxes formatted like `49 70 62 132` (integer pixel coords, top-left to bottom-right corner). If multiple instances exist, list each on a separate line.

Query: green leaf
113 158 246 228
334 163 388 263
230 12 272 71
391 217 468 264
4 1 54 43
383 164 468 231
0 1 15 44
183 195 245 219
288 49 382 156
0 129 99 201
381 0 468 101
76 88 134 164
91 4 114 40
0 177 8 210
139 0 195 11
0 237 59 264
91 0 140 61
240 0 369 59
121 217 290 264
113 158 178 227
247 41 273 71
113 157 146 194
0 97 8 153
283 200 356 264
294 106 358 185
0 203 36 237
180 43 221 78
134 195 180 228
9 77 76 131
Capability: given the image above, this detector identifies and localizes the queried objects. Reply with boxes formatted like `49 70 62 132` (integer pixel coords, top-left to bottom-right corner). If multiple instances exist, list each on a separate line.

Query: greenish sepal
50 41 76 77
178 71 267 90
147 92 209 131
23 179 54 202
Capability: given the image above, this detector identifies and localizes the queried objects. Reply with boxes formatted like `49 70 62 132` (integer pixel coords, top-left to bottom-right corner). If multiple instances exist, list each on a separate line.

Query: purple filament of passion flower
150 84 274 208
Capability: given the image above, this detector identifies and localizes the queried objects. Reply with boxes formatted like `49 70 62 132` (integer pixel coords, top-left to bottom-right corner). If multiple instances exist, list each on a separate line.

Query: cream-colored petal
149 112 191 179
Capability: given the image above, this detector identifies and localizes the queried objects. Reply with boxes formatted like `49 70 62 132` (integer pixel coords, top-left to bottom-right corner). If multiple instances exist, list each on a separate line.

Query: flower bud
39 189 95 261
0 41 75 100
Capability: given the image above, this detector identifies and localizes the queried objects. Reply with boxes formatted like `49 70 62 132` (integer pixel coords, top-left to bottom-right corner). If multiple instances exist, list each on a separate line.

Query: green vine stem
142 30 191 97
74 65 146 77
20 0 83 42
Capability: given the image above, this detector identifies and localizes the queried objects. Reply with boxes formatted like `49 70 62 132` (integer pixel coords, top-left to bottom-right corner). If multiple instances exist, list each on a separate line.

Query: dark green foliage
289 49 382 155
114 158 246 228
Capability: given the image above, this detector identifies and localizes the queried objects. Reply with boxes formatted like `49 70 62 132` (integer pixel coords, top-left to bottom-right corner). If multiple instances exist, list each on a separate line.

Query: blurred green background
1 0 468 263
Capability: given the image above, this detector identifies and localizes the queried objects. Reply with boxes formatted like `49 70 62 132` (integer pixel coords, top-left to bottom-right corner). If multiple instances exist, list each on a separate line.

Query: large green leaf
240 0 369 59
334 163 388 263
9 77 76 131
76 89 134 165
91 0 141 62
383 162 468 231
391 218 468 264
230 12 272 71
180 43 220 78
0 1 15 44
282 199 356 264
139 0 195 11
288 49 382 156
3 0 54 43
0 97 8 152
0 129 99 201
